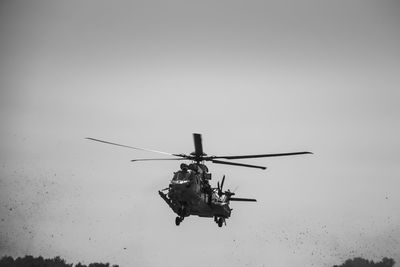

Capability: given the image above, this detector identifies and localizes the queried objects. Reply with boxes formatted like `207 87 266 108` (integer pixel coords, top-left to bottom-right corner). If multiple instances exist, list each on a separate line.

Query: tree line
0 255 395 266
334 257 395 267
0 255 118 267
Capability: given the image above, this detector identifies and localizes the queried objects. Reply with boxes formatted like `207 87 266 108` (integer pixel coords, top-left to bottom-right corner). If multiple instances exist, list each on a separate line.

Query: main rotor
86 133 312 170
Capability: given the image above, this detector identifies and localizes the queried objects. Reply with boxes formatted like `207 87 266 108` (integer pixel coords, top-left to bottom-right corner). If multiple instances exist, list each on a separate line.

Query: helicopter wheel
217 217 224 227
175 216 183 226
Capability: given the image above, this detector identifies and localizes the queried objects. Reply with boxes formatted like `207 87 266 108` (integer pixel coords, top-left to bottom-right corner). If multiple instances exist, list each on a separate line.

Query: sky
1 0 400 266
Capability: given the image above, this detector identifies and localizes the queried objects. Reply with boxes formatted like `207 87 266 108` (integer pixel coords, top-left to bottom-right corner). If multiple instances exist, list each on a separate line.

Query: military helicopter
86 134 312 227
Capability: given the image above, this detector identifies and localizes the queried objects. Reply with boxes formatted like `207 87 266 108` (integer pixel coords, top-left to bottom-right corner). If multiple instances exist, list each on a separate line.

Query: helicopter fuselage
159 164 231 221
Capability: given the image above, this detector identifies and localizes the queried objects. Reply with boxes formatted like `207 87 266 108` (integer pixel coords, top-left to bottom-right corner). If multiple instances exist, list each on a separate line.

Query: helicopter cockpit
171 163 193 185
172 171 191 183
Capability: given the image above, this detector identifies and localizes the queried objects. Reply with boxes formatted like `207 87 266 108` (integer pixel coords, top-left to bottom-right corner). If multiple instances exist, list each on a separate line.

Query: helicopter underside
158 190 231 227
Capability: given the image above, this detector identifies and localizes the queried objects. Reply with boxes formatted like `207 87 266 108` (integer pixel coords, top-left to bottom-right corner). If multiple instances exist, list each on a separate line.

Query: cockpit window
173 171 191 181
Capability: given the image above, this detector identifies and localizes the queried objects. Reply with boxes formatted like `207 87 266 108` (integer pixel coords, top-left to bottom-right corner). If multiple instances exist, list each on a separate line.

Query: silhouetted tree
0 256 14 267
333 257 395 267
88 264 109 267
0 255 119 267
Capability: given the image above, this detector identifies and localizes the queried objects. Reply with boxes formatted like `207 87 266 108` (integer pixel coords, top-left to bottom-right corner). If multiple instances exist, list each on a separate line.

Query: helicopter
86 133 312 227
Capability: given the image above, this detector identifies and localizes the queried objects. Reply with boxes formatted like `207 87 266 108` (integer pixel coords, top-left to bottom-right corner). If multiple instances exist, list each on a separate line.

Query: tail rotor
216 175 256 202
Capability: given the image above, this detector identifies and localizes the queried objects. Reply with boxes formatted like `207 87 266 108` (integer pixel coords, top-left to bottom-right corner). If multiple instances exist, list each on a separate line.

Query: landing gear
175 216 184 226
214 216 225 227
217 217 224 227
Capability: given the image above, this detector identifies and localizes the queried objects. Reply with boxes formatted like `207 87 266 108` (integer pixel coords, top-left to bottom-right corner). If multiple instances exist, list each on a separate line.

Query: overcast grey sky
1 1 400 266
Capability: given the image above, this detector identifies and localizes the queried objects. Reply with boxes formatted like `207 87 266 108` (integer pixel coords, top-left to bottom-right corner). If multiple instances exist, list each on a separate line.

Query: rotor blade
220 175 225 191
86 137 180 156
211 159 266 170
229 197 257 202
212 151 313 160
131 158 188 162
193 133 204 156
